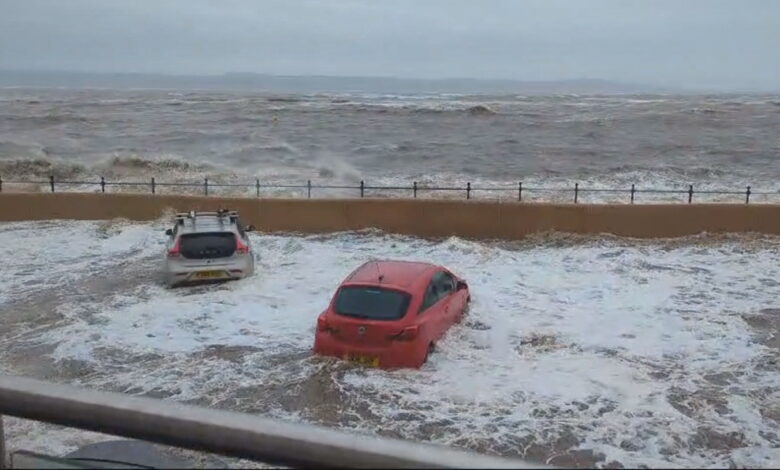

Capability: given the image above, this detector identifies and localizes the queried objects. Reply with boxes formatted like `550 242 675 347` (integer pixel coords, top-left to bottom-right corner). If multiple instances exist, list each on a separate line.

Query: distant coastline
0 69 681 95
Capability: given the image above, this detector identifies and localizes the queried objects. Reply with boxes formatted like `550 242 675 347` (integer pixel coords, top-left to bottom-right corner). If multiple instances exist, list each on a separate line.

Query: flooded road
1 219 778 468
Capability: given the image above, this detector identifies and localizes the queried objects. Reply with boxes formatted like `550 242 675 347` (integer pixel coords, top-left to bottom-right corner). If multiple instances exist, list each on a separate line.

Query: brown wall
1 193 779 239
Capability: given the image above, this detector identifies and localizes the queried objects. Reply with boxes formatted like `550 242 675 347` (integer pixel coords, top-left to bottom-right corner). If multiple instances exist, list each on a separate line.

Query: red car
313 260 470 369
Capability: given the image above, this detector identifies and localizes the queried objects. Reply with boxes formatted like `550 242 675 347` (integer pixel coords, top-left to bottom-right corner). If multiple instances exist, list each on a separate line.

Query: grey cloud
1 0 779 91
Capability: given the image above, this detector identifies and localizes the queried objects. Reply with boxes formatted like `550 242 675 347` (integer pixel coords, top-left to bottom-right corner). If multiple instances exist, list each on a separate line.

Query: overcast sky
1 0 779 91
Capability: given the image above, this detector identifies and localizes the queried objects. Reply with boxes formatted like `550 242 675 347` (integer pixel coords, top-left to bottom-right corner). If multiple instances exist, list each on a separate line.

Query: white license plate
194 270 225 279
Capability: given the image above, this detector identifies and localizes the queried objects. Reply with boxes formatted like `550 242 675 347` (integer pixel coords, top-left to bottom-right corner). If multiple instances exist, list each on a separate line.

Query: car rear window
179 232 236 259
334 287 411 321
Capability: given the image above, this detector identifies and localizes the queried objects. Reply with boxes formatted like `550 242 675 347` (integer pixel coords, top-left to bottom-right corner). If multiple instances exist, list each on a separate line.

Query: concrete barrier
1 193 779 239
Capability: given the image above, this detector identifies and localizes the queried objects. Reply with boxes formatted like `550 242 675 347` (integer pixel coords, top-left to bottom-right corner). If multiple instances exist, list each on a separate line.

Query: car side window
419 280 439 314
419 271 455 314
437 272 455 297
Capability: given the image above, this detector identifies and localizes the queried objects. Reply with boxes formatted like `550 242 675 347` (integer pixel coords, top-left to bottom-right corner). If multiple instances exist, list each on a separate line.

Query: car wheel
460 304 469 322
423 342 435 365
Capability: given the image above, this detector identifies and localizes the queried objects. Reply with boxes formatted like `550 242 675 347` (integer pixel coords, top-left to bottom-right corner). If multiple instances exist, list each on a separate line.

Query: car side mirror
165 229 173 236
456 280 468 291
245 225 256 232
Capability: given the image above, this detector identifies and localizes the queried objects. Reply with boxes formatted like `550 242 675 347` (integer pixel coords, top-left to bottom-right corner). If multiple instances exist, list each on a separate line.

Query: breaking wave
466 104 497 115
0 158 85 179
0 155 225 181
99 155 219 177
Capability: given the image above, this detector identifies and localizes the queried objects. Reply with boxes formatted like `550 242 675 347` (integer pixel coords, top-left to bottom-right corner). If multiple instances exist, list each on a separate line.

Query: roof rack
174 209 239 225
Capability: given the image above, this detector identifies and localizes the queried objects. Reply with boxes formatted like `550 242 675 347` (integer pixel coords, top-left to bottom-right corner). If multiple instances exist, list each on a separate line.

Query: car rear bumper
164 256 254 286
313 332 425 369
167 270 247 286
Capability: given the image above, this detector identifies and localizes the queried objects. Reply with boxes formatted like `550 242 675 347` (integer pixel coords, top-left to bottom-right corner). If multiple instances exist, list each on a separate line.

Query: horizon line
2 68 777 94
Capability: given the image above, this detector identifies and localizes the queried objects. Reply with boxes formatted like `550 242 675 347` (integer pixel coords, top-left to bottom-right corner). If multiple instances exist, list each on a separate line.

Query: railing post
204 178 209 196
574 183 579 204
466 182 471 200
100 176 105 193
49 175 55 193
518 181 522 201
630 184 635 204
413 181 417 198
360 180 364 198
256 178 260 198
746 186 751 204
307 180 311 199
688 184 693 204
151 177 156 195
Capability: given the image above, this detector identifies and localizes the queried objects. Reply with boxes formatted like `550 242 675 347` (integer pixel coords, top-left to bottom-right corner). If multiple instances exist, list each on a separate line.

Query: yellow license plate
346 354 379 367
194 270 224 279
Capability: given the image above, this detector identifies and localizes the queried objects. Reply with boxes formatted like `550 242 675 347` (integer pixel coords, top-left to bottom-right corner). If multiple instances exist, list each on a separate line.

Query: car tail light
167 237 181 258
390 325 419 341
317 317 337 333
235 235 250 254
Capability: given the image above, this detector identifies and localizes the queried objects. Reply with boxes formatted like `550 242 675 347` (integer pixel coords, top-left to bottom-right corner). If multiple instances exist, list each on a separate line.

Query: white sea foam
0 221 778 467
0 220 165 306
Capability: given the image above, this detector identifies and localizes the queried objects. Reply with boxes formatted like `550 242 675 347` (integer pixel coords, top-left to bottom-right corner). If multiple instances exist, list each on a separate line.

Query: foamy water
1 220 778 468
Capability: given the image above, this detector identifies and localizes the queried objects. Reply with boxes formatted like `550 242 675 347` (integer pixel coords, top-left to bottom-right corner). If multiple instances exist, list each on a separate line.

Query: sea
1 88 778 202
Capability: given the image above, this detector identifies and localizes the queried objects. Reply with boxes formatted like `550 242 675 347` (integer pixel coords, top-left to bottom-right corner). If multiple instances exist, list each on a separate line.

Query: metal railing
0 375 541 469
0 415 4 469
0 176 777 204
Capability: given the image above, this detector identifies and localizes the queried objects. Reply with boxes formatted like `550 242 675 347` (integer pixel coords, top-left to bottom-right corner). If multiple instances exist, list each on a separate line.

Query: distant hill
0 69 667 94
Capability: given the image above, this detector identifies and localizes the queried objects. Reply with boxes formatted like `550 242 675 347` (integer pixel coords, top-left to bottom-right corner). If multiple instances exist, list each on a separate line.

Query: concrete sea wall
1 193 779 239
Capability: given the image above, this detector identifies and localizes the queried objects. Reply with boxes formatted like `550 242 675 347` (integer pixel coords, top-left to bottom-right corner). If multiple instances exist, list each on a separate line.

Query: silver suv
163 210 256 286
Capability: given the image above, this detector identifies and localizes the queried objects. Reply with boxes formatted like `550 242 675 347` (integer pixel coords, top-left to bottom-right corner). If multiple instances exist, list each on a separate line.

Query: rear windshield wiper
342 312 372 319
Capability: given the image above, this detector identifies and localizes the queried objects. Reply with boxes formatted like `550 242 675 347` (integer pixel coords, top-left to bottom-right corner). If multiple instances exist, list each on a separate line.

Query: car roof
344 260 440 289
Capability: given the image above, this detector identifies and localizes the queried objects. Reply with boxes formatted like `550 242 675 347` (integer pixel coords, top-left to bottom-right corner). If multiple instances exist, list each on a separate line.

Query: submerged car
313 260 470 369
163 210 255 286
